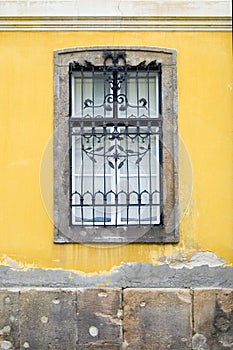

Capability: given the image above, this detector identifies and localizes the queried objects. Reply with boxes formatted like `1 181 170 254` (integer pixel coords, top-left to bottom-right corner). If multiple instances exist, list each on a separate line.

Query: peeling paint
0 262 231 288
0 255 35 271
158 251 226 269
0 255 116 278
1 256 20 270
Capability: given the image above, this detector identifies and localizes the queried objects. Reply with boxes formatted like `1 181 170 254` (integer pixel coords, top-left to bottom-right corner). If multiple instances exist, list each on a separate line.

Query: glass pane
148 75 158 117
74 74 82 115
74 72 104 117
72 207 81 224
119 206 128 223
94 74 105 105
83 207 94 223
128 207 139 224
140 206 151 222
152 205 160 224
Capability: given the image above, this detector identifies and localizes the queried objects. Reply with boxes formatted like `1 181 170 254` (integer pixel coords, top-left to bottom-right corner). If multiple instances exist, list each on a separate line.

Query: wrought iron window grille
69 50 162 227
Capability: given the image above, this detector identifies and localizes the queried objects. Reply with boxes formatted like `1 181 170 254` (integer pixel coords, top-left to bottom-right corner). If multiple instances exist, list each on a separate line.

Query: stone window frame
54 46 178 243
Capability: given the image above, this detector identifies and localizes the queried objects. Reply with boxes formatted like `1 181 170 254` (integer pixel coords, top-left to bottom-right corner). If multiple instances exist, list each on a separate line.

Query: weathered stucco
0 261 232 289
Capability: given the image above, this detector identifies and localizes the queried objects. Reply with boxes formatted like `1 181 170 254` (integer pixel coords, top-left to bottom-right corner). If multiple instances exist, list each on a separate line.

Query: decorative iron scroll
83 136 150 170
69 50 160 117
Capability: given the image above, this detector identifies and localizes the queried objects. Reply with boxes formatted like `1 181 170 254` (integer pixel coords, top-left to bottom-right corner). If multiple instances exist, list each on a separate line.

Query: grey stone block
123 288 192 350
77 344 121 350
193 288 233 350
19 288 77 350
77 288 122 348
0 289 20 350
0 287 232 349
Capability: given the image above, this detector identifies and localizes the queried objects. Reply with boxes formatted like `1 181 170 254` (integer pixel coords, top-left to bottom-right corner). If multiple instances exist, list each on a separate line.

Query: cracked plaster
0 257 232 288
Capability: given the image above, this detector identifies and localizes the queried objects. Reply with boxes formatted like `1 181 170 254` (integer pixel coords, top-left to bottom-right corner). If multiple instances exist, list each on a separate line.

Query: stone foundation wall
0 288 232 349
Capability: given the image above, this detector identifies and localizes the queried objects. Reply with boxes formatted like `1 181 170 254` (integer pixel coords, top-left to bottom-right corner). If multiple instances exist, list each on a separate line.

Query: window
70 51 161 226
54 47 178 243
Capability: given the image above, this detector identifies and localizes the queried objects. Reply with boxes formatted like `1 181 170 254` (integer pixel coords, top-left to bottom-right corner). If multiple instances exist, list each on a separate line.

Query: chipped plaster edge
0 259 232 288
158 251 227 270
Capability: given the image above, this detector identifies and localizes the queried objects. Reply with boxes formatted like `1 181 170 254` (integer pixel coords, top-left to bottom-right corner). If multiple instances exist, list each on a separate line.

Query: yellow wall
0 31 232 273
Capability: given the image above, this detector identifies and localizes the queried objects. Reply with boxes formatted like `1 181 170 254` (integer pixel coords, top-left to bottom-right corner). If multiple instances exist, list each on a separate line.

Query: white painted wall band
0 0 231 31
